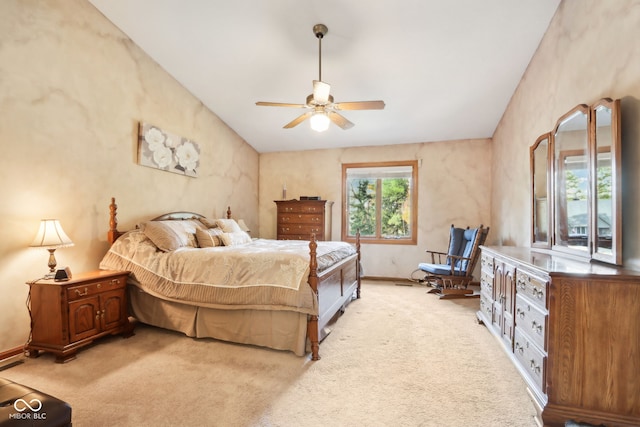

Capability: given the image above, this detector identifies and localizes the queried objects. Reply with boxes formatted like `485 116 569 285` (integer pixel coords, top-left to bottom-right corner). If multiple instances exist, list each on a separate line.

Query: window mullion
376 178 382 239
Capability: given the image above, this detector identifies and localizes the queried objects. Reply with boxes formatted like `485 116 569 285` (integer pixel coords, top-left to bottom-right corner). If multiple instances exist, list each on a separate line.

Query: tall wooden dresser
477 246 640 427
275 199 333 241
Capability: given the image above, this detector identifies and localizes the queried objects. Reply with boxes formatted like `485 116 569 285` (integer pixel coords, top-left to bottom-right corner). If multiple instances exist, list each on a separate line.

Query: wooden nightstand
25 270 134 363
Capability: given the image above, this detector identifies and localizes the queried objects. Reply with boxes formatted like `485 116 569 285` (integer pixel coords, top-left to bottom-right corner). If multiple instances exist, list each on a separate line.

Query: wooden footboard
107 197 360 361
307 233 360 360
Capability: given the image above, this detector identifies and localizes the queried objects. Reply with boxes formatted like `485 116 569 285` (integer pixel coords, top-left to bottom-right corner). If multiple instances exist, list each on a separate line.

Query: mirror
552 104 590 256
537 98 622 265
591 98 621 264
531 133 551 248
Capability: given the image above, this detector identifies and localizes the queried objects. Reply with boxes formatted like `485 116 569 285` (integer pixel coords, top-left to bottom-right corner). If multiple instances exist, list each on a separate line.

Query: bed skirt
128 284 308 356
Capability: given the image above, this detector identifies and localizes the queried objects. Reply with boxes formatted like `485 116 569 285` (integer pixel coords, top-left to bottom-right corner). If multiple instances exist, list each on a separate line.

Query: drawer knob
75 288 88 297
531 321 543 334
515 342 524 355
530 359 541 375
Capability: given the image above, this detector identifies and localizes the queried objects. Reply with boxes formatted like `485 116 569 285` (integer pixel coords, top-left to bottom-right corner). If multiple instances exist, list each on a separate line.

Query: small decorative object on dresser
25 270 134 363
275 199 333 240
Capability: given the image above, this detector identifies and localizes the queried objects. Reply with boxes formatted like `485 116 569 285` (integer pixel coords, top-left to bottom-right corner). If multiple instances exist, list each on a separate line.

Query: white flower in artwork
164 135 178 148
175 141 200 171
153 144 172 168
144 127 166 151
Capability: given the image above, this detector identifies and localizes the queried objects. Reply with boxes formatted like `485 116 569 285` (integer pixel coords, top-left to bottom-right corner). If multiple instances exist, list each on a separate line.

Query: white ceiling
89 0 560 153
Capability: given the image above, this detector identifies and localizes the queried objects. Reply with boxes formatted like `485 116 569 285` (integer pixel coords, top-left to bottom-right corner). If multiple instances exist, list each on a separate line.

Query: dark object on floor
565 421 605 427
0 378 71 426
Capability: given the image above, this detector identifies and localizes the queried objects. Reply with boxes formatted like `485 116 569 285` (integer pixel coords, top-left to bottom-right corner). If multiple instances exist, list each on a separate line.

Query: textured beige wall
0 0 258 352
491 0 640 269
260 139 493 279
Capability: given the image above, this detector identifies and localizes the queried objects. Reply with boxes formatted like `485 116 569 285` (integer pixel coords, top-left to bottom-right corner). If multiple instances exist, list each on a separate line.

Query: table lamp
30 219 74 278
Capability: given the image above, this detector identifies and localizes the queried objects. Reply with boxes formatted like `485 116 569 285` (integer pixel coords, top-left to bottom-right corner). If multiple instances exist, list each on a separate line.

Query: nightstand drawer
67 275 126 301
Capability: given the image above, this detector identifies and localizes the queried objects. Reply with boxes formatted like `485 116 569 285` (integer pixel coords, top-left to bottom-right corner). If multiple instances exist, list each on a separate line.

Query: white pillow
220 231 252 246
216 218 243 233
140 220 199 251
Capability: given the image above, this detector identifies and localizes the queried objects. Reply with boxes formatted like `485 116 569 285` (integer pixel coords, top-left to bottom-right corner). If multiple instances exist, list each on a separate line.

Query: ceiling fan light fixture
256 23 385 131
310 112 330 132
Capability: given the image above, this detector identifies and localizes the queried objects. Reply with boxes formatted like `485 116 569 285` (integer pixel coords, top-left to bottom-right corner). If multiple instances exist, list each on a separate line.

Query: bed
99 198 361 360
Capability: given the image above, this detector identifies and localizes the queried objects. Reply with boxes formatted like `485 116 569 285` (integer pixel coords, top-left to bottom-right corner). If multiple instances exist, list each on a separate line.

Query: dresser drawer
514 327 546 393
480 270 493 296
277 203 326 214
277 234 324 241
278 213 324 225
67 275 126 301
479 292 493 321
515 270 548 309
515 294 547 350
278 223 324 235
480 253 494 271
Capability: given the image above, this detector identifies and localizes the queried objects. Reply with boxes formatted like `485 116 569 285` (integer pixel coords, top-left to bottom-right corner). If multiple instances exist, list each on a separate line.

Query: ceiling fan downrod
313 24 328 82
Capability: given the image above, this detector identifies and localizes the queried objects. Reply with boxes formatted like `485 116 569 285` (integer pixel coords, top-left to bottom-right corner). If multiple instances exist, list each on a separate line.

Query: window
342 161 418 244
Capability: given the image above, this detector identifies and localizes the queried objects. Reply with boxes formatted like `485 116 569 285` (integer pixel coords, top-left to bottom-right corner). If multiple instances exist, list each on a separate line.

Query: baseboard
0 346 25 371
362 276 414 284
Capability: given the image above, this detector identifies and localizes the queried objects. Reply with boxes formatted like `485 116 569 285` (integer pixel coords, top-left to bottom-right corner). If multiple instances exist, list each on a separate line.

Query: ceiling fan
256 24 385 132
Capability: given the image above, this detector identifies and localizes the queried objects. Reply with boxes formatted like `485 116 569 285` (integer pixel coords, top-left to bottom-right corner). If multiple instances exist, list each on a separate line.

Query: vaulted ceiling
89 0 560 153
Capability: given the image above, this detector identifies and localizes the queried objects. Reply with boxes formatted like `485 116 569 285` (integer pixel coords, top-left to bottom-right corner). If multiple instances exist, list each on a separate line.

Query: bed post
108 197 119 245
307 233 320 361
226 206 232 219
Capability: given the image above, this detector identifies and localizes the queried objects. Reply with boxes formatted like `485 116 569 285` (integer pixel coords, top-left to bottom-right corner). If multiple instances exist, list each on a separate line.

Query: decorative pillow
216 218 243 233
220 231 252 246
140 220 200 251
198 217 219 229
195 227 224 248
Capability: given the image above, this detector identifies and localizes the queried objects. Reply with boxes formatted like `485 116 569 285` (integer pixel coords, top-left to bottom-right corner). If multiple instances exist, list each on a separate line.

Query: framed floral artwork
137 122 200 177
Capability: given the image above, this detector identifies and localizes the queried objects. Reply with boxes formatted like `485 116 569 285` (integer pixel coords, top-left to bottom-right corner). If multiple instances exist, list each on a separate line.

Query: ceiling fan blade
283 112 313 129
333 100 386 111
256 101 307 108
327 111 354 130
313 80 331 104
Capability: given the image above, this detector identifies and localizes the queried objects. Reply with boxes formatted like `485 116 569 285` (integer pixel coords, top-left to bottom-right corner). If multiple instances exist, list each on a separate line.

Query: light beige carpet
3 281 537 427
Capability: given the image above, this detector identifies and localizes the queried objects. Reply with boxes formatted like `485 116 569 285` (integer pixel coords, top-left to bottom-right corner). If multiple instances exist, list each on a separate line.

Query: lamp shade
310 112 330 132
30 219 74 248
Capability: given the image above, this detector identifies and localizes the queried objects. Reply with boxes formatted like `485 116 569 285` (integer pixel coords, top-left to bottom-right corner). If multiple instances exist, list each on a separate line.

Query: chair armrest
424 250 448 264
446 254 472 274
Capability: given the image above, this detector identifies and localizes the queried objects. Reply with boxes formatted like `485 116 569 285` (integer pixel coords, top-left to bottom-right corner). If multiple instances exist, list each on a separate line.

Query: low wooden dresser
26 270 134 363
275 199 333 241
477 246 640 427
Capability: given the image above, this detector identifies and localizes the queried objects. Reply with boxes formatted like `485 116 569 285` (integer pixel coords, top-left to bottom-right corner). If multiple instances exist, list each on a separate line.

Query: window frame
341 160 418 245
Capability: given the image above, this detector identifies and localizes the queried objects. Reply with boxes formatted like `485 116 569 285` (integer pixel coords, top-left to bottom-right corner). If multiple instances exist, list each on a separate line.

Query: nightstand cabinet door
101 289 127 330
68 296 101 342
27 270 133 363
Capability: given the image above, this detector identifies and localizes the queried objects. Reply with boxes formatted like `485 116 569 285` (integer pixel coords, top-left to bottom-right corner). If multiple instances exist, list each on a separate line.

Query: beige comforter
99 230 356 315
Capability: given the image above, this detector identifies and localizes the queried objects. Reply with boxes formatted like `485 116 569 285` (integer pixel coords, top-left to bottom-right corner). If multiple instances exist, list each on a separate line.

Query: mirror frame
533 98 622 265
551 104 590 258
530 133 551 248
590 98 622 265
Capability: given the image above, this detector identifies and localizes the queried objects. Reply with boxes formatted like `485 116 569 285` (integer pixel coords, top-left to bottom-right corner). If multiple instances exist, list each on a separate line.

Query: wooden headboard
107 197 232 244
